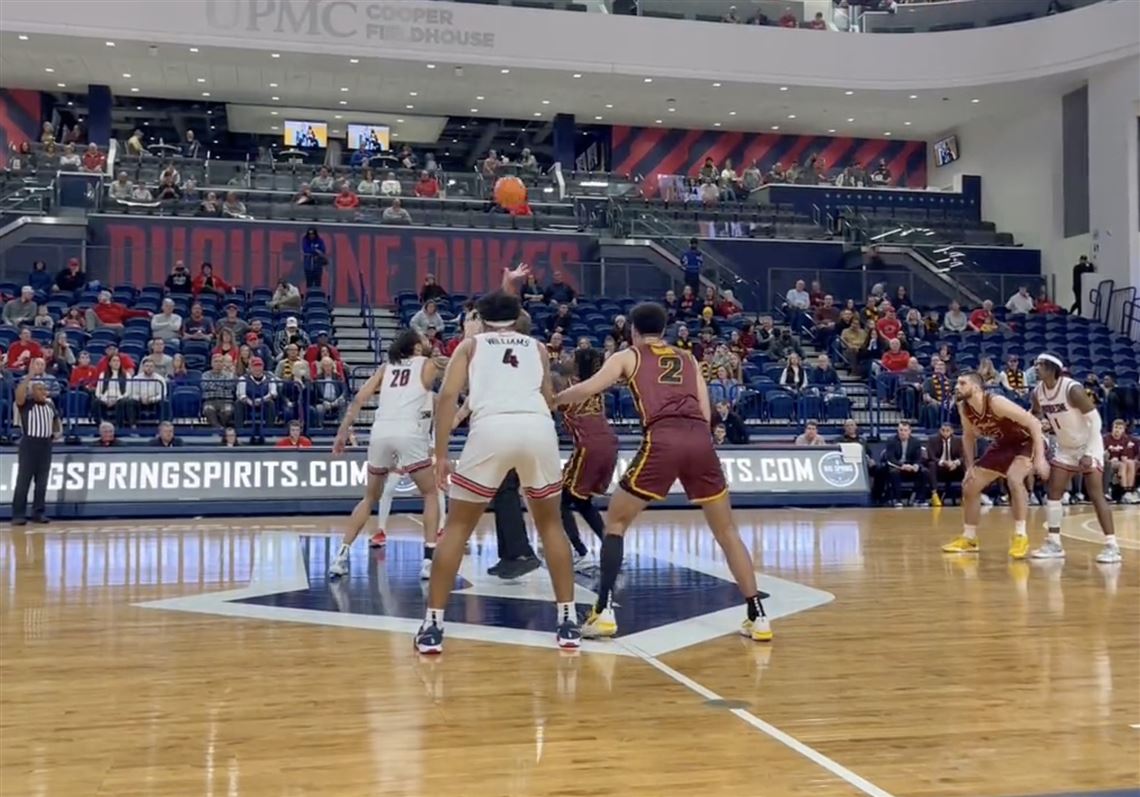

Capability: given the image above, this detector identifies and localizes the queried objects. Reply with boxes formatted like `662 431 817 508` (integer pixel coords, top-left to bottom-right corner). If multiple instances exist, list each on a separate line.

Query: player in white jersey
415 288 581 654
1030 353 1121 563
329 329 443 578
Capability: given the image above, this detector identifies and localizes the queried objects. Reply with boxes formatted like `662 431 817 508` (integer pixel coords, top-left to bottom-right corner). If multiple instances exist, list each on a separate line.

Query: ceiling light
56 83 66 88
460 124 466 129
770 125 780 130
406 104 415 109
827 128 836 133
122 73 131 78
475 95 484 100
904 121 912 126
409 91 419 97
130 87 139 93
392 132 399 138
655 119 662 124
605 103 613 109
143 121 149 126
729 111 737 116
534 111 542 117
271 53 280 58
713 122 721 127
270 111 278 116
334 114 342 119
67 101 73 106
500 68 510 74
643 77 652 83
594 115 603 120
847 117 855 122
572 73 582 79
471 108 479 113
844 90 854 95
44 67 54 73
542 99 550 105
884 132 892 136
712 82 721 88
207 110 212 115
668 107 676 113
269 82 278 88
340 100 348 105
136 106 142 111
349 58 359 64
396 118 404 123
270 125 277 131
18 35 28 41
271 96 279 101
340 87 349 92
201 92 210 97
189 47 199 53
105 41 115 47
426 63 436 69
908 94 918 100
787 114 796 119
971 98 980 103
779 86 788 92
452 138 458 143
196 78 206 83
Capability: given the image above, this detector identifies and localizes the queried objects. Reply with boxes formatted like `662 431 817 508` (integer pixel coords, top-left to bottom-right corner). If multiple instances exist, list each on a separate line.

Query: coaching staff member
12 363 62 525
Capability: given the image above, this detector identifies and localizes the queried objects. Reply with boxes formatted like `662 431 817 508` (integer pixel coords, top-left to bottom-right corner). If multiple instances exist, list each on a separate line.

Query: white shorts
450 414 563 503
367 430 432 476
1052 438 1104 473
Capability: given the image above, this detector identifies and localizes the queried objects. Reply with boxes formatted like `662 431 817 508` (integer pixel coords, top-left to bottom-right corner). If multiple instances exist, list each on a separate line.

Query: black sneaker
497 555 542 581
30 516 49 525
487 559 506 576
556 618 582 649
415 622 444 654
10 518 27 527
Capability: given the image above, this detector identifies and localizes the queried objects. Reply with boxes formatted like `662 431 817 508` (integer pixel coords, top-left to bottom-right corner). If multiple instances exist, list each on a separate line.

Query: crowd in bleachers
0 252 346 445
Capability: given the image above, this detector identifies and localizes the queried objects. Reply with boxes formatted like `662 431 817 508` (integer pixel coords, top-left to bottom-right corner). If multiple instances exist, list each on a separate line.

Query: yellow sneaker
1008 534 1030 560
941 536 979 553
931 493 943 508
581 607 617 639
740 616 773 642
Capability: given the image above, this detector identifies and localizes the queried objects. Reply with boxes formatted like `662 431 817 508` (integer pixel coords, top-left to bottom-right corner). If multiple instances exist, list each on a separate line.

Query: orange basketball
493 175 528 209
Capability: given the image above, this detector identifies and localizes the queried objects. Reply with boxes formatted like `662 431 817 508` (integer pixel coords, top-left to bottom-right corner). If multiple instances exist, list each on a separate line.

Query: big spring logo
817 451 860 488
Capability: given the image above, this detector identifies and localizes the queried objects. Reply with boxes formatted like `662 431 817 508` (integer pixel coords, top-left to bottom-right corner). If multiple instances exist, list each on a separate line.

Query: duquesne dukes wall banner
87 217 598 306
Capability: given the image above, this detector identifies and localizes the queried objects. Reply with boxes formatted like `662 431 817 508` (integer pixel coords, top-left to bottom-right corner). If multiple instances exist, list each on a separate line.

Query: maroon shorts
620 419 727 503
975 438 1034 475
563 436 618 499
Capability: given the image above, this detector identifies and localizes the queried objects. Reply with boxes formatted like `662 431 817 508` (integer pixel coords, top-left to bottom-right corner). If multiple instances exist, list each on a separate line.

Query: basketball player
553 302 772 642
415 290 581 654
554 349 618 563
1029 353 1121 563
330 329 442 579
941 372 1049 559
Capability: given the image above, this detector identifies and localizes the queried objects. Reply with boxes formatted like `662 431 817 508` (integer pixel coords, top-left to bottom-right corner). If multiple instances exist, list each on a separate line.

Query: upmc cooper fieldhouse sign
0 447 866 513
207 0 497 49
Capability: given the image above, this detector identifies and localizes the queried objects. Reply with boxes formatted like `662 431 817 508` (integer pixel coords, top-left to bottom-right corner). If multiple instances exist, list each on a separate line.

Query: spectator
129 358 166 425
771 328 804 362
182 303 214 340
839 316 867 366
149 421 183 447
58 142 81 169
521 275 544 304
382 198 412 224
27 261 52 295
269 278 303 312
779 352 807 390
275 342 310 393
396 144 417 170
81 143 105 173
68 350 98 392
871 159 892 185
1104 419 1138 502
414 171 439 198
810 354 842 392
94 422 120 447
311 357 347 426
419 274 448 304
6 327 43 372
54 257 86 294
95 354 136 427
192 262 234 297
697 306 721 338
151 298 183 342
130 183 154 202
276 420 312 448
923 310 941 337
540 303 571 336
795 420 826 446
293 184 317 206
713 424 728 447
926 423 964 506
875 305 902 341
1005 286 1035 315
164 260 193 295
680 239 703 293
677 285 697 319
943 300 969 333
89 290 150 330
721 4 741 22
708 365 742 406
711 399 749 444
673 323 694 352
784 280 810 312
807 280 825 308
125 129 145 156
3 286 37 327
809 11 828 29
998 354 1029 400
1034 286 1063 315
662 289 680 322
921 357 955 428
543 271 577 305
237 357 277 436
202 354 238 428
95 344 136 376
274 316 310 355
976 356 999 388
356 167 380 196
1071 255 1095 314
311 166 335 193
934 343 957 375
304 332 341 366
481 149 500 178
108 171 133 201
47 333 75 378
221 426 240 447
902 308 925 342
968 300 999 333
410 300 446 338
894 286 911 314
880 338 910 373
334 185 360 210
217 302 249 340
213 327 241 365
379 171 402 196
32 305 53 330
222 191 247 217
141 338 173 378
884 421 928 506
812 295 840 349
610 314 633 346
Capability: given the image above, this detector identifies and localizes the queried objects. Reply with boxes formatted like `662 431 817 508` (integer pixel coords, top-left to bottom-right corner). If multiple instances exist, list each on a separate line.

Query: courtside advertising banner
0 447 866 509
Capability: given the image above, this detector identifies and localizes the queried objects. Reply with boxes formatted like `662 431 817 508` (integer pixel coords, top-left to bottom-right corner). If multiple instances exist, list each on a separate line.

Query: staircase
333 305 403 431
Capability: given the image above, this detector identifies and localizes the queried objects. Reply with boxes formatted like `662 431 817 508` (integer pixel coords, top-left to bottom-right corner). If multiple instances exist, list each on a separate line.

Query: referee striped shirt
19 399 57 439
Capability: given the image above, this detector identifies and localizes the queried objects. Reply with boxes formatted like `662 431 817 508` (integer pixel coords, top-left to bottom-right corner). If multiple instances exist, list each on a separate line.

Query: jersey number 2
502 348 519 368
657 354 683 385
389 368 411 387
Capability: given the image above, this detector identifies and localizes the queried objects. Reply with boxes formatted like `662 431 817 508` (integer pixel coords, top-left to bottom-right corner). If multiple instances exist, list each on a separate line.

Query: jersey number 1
502 348 519 368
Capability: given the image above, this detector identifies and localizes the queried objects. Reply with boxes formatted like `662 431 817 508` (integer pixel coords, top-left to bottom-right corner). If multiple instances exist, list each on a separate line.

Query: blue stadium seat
824 394 852 421
170 386 203 418
765 390 795 421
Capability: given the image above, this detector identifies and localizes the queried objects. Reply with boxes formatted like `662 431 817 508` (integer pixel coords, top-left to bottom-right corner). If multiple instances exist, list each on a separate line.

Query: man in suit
883 420 929 506
926 423 965 507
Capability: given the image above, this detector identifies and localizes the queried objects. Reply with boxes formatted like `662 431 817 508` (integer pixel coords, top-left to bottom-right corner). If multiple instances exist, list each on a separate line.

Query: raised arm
333 366 385 454
501 262 532 295
554 349 635 407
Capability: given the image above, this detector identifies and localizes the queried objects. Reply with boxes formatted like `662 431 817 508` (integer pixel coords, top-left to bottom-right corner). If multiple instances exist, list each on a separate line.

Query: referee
12 368 61 526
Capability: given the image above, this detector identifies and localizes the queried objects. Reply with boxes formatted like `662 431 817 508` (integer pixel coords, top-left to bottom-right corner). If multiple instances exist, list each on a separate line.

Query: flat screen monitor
347 124 391 151
284 120 328 149
934 134 960 167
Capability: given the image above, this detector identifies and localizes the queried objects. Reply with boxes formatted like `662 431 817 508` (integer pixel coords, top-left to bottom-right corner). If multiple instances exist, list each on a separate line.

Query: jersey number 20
389 368 411 387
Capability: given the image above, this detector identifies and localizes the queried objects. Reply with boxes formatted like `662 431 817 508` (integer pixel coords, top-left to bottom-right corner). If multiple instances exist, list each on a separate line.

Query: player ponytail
387 329 421 364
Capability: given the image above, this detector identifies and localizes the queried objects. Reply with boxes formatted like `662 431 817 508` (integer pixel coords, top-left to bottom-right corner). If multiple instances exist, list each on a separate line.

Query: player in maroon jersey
554 348 618 566
941 371 1049 558
553 302 771 642
1104 419 1139 503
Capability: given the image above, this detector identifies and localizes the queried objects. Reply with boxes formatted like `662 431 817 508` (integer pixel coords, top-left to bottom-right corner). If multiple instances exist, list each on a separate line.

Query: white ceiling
0 31 1091 140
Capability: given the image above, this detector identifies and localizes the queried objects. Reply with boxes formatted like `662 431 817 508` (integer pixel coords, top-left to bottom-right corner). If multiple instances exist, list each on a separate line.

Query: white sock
1105 534 1118 548
1014 520 1027 536
376 477 397 529
437 490 447 529
1047 531 1061 545
556 601 577 624
424 608 444 627
963 525 977 540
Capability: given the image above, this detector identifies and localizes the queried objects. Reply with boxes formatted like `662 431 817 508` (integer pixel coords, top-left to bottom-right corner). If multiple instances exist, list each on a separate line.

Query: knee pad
1045 499 1063 530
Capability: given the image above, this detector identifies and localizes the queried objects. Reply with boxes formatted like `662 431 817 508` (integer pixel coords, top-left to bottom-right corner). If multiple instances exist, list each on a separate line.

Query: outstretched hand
504 262 532 284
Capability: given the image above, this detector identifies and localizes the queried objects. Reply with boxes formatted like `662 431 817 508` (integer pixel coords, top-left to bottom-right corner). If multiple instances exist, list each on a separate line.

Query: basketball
493 175 528 209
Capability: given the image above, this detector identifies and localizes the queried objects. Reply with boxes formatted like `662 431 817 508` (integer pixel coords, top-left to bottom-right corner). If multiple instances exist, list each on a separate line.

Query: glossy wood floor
2 505 1138 797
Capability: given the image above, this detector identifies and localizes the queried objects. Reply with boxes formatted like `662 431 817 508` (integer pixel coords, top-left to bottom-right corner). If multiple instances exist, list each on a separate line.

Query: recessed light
534 111 542 117
595 115 603 120
270 125 278 131
396 118 404 123
884 132 892 136
67 101 73 106
712 82 721 88
713 122 721 127
729 111 737 116
105 41 115 47
201 92 210 97
410 91 419 97
340 87 349 92
643 77 652 83
406 104 415 109
56 83 66 88
655 119 662 124
271 53 280 58
904 121 912 126
17 35 28 41
787 114 796 119
207 110 212 115
196 78 206 83
460 124 466 129
271 96 279 101
668 107 675 113
136 106 142 111
269 82 278 88
908 94 918 100
392 132 399 138
452 138 458 143
44 67 54 73
349 58 359 64
827 128 836 133
475 95 484 100
845 90 854 95
331 129 341 135
779 86 788 92
130 87 139 93
971 98 980 103
605 103 613 109
339 100 348 105
143 121 149 126
771 125 780 130
189 47 199 53
541 99 550 105
501 68 510 74
270 111 278 116
847 117 855 122
426 63 436 69
572 73 582 79
122 73 131 78
471 108 479 113
334 114 342 119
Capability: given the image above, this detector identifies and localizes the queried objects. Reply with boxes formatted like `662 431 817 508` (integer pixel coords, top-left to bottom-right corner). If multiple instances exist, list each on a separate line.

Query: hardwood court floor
1 506 1138 797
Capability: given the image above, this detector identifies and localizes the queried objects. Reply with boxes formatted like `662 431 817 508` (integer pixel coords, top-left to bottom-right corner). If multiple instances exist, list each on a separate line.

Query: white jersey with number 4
1036 376 1103 469
465 331 551 425
372 356 433 435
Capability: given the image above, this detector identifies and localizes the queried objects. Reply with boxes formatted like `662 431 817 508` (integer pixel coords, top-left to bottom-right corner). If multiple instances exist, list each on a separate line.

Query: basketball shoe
556 618 582 649
369 531 387 548
941 536 979 553
581 606 617 638
1096 542 1123 564
740 616 773 642
415 622 444 654
1030 539 1066 559
1008 534 1030 560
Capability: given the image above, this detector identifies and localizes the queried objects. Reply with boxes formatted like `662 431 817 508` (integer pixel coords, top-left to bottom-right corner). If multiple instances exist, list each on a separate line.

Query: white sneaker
582 607 618 638
1095 544 1123 565
419 558 433 580
328 557 349 578
980 494 993 507
1030 539 1066 559
1061 491 1071 505
1125 491 1140 505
